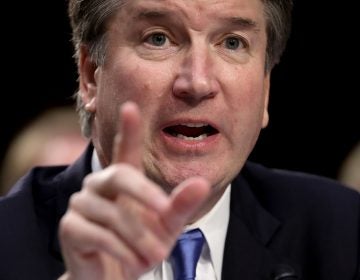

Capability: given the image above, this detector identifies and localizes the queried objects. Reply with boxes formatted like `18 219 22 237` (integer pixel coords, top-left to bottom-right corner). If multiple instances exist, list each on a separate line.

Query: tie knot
171 229 204 280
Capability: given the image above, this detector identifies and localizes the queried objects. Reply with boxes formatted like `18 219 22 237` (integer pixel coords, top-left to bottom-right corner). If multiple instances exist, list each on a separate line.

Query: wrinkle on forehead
121 0 265 32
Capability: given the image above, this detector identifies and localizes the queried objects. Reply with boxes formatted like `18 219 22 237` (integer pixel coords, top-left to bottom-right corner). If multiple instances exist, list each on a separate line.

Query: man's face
82 0 270 195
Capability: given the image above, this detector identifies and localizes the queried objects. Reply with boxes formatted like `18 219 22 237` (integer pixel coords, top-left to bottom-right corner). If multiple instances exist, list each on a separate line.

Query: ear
261 73 270 128
78 45 98 113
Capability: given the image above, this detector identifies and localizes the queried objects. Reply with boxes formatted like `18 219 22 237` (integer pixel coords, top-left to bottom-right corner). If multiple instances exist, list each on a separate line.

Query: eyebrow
225 17 260 32
135 10 173 21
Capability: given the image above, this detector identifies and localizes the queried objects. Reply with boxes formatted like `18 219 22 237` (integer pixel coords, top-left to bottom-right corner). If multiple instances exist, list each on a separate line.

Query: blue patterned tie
170 229 204 280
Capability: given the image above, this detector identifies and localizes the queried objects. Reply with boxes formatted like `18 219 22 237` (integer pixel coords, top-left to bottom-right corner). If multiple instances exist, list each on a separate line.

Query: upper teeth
180 123 207 127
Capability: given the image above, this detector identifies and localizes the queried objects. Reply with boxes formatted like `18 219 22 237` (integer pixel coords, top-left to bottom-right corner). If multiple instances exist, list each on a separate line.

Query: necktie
170 229 204 280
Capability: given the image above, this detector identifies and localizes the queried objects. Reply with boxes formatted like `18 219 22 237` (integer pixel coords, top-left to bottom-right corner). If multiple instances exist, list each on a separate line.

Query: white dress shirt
91 151 231 280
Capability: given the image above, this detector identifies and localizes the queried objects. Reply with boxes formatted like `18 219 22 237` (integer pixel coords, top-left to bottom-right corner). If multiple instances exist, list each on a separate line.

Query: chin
146 165 203 192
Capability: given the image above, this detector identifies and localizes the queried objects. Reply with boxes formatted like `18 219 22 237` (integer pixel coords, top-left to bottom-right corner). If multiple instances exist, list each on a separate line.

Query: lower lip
160 131 220 154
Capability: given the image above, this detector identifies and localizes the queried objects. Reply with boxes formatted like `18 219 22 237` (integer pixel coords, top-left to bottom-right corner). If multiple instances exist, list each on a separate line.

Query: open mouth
163 123 219 141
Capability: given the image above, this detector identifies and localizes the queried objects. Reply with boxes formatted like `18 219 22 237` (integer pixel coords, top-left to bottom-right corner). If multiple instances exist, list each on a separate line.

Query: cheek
226 69 267 113
99 60 175 139
222 68 268 135
108 61 172 106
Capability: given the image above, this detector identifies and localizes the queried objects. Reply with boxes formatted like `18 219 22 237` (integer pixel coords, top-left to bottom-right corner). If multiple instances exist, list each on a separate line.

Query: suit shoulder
241 161 360 215
237 163 360 278
0 166 68 222
2 165 68 200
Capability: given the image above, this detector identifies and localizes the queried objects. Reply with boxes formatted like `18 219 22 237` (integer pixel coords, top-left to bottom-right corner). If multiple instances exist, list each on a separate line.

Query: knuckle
105 165 140 195
82 173 95 188
154 245 168 262
59 212 75 238
147 243 168 266
91 231 108 248
133 232 168 263
110 163 133 178
104 208 120 227
68 192 83 208
134 229 146 242
100 164 126 187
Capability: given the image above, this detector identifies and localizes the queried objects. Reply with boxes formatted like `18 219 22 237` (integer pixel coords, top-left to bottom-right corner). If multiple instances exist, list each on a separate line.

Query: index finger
112 101 143 170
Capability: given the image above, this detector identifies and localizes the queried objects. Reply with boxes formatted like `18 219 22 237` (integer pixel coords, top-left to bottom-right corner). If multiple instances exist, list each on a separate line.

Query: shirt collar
184 185 231 280
91 149 102 172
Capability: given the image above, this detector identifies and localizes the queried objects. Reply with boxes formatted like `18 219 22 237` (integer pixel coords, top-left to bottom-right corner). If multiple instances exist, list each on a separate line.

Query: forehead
117 0 266 28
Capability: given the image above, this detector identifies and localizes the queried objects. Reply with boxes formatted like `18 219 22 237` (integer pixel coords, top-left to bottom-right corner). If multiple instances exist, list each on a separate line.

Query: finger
69 190 169 265
112 101 143 169
161 177 211 234
84 165 170 213
59 211 147 274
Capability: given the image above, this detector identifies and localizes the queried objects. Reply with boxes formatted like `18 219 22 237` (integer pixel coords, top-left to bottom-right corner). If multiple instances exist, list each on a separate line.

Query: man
0 0 359 279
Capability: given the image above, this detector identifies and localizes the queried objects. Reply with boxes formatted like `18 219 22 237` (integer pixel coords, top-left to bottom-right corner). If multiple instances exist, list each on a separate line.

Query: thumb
161 177 211 235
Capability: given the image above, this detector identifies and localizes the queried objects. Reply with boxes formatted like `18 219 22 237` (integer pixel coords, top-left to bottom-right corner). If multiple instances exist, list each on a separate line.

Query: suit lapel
222 173 282 280
50 144 93 260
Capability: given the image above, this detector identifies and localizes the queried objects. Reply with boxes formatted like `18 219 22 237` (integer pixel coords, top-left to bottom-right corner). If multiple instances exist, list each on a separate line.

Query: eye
224 36 244 50
145 33 168 47
225 37 240 49
138 30 178 60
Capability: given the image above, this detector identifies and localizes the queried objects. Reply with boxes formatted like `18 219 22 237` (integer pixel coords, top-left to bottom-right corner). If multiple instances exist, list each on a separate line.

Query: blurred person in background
338 142 360 193
0 106 88 195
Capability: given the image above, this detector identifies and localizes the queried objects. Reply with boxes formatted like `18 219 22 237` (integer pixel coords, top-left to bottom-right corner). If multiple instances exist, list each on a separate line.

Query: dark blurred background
1 0 359 180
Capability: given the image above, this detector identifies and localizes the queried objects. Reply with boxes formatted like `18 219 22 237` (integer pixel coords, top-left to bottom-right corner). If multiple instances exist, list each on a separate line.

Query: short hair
68 0 293 137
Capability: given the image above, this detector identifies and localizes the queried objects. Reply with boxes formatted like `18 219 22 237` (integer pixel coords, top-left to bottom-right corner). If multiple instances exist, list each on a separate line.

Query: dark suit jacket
0 145 359 280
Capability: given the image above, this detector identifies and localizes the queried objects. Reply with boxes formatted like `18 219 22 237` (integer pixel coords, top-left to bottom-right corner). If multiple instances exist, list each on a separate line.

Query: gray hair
68 0 293 137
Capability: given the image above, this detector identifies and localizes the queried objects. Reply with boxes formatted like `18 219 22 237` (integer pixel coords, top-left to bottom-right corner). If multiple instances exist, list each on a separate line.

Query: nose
172 45 219 104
